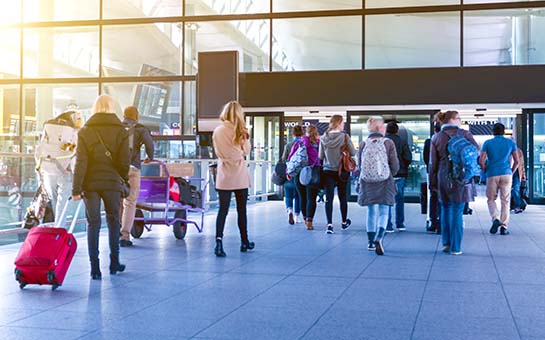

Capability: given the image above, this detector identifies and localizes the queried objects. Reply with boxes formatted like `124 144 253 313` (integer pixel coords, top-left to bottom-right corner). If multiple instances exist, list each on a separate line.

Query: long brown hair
219 101 247 145
325 114 343 134
306 125 319 143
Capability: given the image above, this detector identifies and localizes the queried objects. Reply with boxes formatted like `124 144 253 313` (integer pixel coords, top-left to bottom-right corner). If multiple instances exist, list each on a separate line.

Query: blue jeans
441 201 465 253
284 179 301 214
367 204 389 233
84 191 121 262
387 177 406 228
511 173 523 210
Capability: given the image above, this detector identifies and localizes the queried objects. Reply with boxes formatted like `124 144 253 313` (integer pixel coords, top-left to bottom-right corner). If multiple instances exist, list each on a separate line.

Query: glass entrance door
529 111 545 202
246 113 283 198
347 111 435 201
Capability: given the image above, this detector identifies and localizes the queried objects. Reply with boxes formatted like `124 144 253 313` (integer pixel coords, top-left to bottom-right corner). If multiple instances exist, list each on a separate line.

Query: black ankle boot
90 258 102 280
109 255 126 275
214 239 226 257
240 241 255 252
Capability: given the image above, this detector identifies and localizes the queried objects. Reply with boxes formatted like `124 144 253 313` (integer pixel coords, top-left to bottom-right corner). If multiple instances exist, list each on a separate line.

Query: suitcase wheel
47 270 56 284
14 268 22 281
52 283 60 291
19 282 27 290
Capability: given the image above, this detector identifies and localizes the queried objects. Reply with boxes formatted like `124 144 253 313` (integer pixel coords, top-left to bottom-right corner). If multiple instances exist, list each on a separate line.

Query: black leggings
215 189 249 244
295 176 319 221
323 170 348 225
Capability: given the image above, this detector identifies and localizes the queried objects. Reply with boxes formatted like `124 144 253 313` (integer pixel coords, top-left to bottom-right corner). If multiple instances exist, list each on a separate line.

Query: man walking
479 123 519 236
385 121 412 232
120 106 154 247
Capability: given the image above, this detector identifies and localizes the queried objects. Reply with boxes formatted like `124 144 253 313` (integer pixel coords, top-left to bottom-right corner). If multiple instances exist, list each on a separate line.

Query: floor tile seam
296 243 386 340
409 234 440 340
72 270 228 340
187 233 362 339
476 209 524 340
217 231 325 275
506 217 545 256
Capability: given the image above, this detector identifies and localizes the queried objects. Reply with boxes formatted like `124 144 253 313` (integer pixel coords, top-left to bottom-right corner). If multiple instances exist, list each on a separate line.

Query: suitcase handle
57 197 84 233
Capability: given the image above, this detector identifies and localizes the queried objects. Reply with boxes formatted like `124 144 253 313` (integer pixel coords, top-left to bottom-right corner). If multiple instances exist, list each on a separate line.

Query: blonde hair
325 114 343 134
219 101 247 145
367 116 384 133
92 94 117 114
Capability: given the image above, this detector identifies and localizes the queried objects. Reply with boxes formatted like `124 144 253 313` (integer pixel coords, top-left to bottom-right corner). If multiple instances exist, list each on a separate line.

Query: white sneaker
295 214 304 224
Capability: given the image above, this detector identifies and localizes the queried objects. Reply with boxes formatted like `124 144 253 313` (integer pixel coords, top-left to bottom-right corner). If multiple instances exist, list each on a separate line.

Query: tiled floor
1 196 545 340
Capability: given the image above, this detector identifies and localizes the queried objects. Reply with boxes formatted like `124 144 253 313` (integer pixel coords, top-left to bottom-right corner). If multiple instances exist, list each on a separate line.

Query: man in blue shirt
479 123 519 236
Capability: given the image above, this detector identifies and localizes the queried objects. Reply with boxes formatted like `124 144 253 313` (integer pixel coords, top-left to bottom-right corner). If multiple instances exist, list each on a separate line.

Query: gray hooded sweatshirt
319 131 356 172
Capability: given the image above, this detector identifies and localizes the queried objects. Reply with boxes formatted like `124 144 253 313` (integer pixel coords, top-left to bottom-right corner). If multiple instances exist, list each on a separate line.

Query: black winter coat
385 133 412 178
72 113 130 195
123 118 154 169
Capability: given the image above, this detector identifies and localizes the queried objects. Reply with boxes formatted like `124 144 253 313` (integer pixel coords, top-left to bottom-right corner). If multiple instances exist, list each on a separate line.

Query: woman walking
212 101 254 257
357 116 399 255
288 125 321 230
72 95 129 280
319 115 356 234
282 126 303 225
429 111 478 255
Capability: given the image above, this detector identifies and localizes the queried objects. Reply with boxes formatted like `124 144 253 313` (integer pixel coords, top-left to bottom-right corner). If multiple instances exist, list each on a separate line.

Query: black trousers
294 176 320 221
84 191 121 262
323 170 349 225
215 189 249 244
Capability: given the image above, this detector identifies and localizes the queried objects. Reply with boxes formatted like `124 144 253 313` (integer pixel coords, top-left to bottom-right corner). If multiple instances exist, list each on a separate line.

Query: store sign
284 121 311 128
463 120 497 125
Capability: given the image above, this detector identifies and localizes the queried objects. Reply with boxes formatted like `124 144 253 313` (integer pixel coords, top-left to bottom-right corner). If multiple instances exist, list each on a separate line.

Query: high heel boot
214 239 226 257
240 241 255 252
109 255 126 275
90 258 102 280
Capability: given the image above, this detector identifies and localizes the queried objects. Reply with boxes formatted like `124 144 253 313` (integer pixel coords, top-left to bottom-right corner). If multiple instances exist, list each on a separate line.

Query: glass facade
532 113 545 200
2 0 545 230
464 8 545 66
366 12 460 69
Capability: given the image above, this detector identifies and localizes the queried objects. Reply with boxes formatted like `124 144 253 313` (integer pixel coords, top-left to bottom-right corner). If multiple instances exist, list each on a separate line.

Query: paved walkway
1 197 545 340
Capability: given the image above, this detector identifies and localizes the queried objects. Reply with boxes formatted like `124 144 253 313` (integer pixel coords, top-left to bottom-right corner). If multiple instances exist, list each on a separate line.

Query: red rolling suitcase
14 199 83 290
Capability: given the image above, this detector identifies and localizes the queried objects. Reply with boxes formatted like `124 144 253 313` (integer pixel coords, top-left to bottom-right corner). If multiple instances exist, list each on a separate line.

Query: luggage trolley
131 160 207 240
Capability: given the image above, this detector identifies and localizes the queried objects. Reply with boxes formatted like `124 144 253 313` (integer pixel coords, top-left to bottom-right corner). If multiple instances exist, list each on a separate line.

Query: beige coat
213 121 252 190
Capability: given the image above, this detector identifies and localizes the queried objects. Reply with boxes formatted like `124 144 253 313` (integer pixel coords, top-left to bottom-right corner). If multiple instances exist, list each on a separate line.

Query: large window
186 0 269 15
464 8 545 66
273 16 362 71
366 0 459 7
23 26 99 78
23 0 99 22
366 12 460 69
102 23 182 77
102 82 181 136
103 0 181 19
184 20 270 74
0 29 20 79
273 0 361 12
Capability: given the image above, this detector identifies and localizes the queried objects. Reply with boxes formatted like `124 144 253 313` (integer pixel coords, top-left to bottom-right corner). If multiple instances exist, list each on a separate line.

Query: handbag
338 134 356 182
272 162 287 186
94 129 130 198
299 165 321 188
